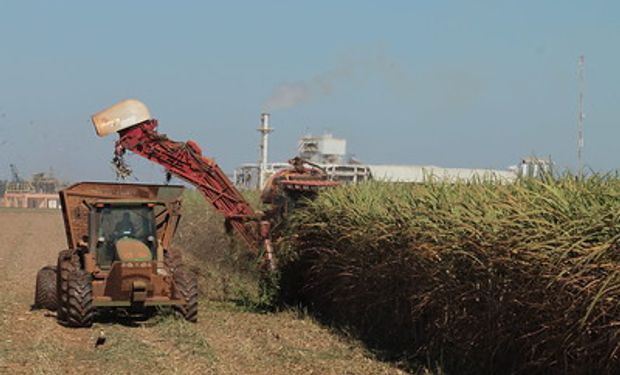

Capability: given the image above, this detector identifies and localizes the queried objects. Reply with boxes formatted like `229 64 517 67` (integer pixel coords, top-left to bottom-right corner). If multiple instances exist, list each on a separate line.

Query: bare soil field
0 209 405 375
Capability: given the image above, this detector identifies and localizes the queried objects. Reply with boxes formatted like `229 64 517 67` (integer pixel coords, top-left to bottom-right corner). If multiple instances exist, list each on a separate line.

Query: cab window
96 205 156 268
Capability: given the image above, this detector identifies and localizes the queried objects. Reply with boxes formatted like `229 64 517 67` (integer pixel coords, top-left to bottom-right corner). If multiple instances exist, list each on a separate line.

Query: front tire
173 267 198 323
64 269 94 328
34 266 58 311
56 250 80 322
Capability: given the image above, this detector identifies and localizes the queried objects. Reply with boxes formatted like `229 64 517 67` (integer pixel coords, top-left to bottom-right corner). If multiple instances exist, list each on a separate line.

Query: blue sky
0 1 618 182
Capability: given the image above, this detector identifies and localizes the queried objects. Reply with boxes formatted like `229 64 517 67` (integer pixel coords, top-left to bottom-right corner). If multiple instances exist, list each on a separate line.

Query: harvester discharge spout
92 99 152 137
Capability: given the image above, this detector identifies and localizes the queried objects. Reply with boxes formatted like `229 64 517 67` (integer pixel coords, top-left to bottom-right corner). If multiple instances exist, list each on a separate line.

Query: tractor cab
90 201 159 269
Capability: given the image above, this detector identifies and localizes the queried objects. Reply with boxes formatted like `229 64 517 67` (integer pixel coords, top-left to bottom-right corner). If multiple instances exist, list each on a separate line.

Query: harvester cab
34 182 198 327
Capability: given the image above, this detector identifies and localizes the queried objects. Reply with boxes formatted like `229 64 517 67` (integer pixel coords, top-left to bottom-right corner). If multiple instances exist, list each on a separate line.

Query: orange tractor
34 182 196 326
34 100 337 327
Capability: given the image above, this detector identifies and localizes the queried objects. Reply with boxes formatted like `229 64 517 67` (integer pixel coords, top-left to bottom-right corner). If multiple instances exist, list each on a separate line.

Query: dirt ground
0 209 406 375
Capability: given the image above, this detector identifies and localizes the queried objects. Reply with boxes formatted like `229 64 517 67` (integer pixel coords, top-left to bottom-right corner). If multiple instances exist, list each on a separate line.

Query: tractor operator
114 212 135 237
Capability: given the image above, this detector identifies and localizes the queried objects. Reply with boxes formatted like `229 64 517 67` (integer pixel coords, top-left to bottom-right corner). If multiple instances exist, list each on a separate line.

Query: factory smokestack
258 113 273 189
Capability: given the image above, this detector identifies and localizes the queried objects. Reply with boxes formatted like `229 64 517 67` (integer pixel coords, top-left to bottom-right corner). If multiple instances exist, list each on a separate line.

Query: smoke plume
263 64 356 111
262 46 481 112
263 82 313 111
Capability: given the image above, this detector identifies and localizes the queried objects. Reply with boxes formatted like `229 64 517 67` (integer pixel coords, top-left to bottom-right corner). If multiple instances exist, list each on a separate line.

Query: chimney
257 113 273 189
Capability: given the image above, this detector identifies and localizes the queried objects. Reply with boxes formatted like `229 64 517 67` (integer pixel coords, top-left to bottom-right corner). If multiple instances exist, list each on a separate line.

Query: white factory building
235 134 371 189
234 124 551 190
367 165 517 183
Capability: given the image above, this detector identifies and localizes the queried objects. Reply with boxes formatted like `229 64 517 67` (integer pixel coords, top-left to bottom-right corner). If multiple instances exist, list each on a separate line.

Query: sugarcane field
1 2 619 375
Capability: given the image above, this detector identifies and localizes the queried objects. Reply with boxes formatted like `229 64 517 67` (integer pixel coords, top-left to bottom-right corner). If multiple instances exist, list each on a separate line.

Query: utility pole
577 55 585 178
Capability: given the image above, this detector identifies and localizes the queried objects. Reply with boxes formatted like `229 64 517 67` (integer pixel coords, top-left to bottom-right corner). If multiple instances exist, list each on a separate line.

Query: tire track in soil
0 210 97 374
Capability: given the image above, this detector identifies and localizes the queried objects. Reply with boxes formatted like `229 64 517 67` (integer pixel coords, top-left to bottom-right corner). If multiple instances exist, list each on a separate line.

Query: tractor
34 182 197 327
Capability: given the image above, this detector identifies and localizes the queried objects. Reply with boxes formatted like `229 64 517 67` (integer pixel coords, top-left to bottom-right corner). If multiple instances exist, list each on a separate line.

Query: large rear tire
64 269 94 328
34 266 58 311
56 250 80 322
173 267 198 323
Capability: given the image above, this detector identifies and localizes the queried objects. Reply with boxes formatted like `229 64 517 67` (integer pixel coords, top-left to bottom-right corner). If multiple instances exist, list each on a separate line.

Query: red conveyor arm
115 120 261 253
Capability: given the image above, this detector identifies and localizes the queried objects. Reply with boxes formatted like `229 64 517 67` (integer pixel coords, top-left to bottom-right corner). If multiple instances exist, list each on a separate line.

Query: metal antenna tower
577 55 585 177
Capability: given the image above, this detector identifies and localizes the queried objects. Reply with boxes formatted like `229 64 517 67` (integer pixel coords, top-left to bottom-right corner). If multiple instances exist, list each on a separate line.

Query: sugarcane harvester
91 99 338 270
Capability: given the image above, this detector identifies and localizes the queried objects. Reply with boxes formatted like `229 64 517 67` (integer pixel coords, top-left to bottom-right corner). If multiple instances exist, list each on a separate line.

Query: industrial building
235 132 371 190
1 166 63 208
234 114 551 190
367 164 517 183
